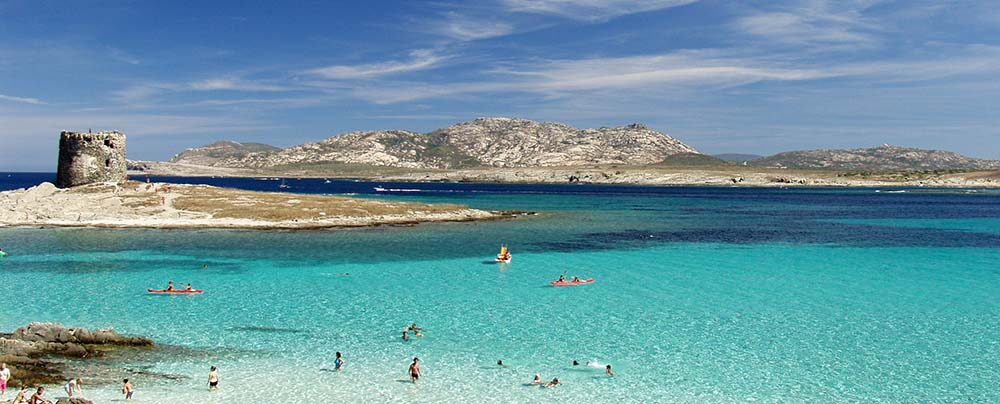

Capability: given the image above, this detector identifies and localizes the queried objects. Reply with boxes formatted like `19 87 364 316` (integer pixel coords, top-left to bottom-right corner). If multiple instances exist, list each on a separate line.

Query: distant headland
129 117 1000 187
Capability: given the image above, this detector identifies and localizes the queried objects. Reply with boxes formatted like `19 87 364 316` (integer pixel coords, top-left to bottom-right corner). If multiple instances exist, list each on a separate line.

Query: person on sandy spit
64 378 83 398
208 366 220 390
122 378 134 400
408 357 422 383
0 362 10 400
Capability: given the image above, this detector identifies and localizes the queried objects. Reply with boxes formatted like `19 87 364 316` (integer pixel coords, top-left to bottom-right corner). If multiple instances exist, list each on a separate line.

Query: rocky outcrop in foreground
750 144 1000 171
178 117 700 169
0 322 153 386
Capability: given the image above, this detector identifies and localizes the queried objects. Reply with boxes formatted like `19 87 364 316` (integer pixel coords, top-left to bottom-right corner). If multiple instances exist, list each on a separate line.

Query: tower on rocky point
55 130 128 188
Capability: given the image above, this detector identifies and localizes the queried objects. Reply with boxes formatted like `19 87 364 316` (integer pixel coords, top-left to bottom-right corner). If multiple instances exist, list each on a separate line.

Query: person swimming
531 374 542 384
497 359 504 366
402 331 410 341
606 364 614 376
544 377 560 388
572 360 579 366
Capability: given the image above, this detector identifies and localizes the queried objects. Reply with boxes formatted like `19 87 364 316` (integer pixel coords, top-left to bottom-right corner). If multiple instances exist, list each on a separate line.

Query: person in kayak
408 357 421 383
166 281 175 291
558 274 566 282
571 276 581 282
185 283 193 291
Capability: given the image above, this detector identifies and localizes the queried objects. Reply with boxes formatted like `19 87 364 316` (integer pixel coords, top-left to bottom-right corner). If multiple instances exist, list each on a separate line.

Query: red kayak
550 278 594 286
147 288 203 294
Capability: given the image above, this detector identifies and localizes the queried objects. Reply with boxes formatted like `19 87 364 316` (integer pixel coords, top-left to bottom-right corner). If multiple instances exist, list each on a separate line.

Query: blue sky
2 0 999 170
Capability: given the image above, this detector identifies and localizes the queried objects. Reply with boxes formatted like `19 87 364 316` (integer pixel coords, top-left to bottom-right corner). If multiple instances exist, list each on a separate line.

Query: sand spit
0 181 505 230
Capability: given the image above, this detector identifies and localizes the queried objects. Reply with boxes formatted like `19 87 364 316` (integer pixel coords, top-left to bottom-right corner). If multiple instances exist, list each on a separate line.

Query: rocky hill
170 140 279 166
188 118 699 169
750 145 1000 171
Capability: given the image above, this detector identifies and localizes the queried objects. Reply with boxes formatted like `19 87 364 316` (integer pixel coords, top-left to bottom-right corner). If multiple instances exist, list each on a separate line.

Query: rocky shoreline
0 322 155 396
0 181 511 230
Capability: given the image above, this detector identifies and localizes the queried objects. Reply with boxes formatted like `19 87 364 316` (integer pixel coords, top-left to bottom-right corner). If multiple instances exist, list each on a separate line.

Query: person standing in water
334 352 345 371
606 364 614 376
408 357 421 383
122 379 134 400
0 362 10 400
208 366 220 390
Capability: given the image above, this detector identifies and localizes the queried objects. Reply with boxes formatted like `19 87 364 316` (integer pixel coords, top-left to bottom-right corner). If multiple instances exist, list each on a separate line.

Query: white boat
373 186 387 192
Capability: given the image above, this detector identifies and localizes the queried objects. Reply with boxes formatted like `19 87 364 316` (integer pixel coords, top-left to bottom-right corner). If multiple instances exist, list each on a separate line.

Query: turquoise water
1 177 998 403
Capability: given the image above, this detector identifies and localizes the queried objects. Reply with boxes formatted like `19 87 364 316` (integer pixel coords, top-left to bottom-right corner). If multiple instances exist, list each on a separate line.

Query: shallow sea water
0 174 997 403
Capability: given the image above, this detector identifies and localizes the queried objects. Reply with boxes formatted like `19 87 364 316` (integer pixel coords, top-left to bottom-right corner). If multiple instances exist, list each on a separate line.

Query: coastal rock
56 131 127 188
11 322 153 347
0 323 155 386
56 398 95 404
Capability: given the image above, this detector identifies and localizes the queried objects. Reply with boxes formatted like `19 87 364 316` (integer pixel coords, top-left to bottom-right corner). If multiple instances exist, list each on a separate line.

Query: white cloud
501 0 700 21
109 47 141 65
309 49 448 79
188 78 289 92
0 94 46 105
432 13 516 41
735 1 882 46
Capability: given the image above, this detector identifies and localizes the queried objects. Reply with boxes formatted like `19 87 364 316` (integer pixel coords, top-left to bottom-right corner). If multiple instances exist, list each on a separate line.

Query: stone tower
55 130 128 188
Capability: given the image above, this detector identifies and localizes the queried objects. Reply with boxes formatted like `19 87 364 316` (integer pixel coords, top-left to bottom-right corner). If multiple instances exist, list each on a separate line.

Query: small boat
0 251 7 258
324 179 332 184
551 278 594 286
279 179 290 189
147 288 203 294
495 244 511 263
373 186 387 192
